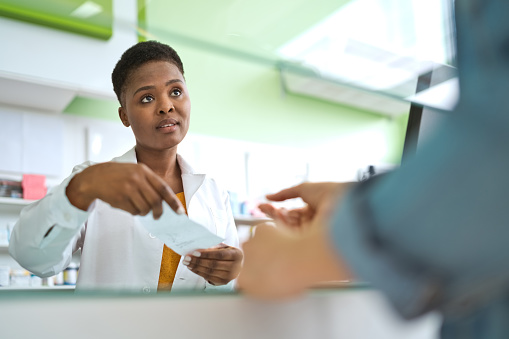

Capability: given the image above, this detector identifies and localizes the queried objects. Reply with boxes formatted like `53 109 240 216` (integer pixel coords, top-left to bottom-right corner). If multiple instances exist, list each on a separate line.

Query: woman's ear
118 107 130 127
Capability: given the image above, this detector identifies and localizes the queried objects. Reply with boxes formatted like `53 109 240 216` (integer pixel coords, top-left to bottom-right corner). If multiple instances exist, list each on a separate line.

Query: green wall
64 50 408 164
63 0 410 165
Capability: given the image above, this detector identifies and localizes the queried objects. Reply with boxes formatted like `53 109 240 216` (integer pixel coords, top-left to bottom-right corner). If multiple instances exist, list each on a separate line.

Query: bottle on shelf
0 266 10 287
63 262 79 285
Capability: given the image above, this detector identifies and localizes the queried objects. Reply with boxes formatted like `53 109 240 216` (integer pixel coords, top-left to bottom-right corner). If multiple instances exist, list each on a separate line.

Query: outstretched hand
238 181 355 299
238 222 353 299
66 162 185 219
258 182 352 230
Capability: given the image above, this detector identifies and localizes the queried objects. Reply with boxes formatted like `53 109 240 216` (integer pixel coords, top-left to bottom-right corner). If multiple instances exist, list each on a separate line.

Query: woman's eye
141 95 154 103
171 89 182 96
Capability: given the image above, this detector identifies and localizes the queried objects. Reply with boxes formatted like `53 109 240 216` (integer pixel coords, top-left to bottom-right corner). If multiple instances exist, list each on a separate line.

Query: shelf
0 197 35 207
0 73 77 113
0 285 75 291
234 216 272 226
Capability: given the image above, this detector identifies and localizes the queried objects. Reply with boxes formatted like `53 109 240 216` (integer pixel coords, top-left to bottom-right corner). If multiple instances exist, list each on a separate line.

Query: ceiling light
70 1 103 19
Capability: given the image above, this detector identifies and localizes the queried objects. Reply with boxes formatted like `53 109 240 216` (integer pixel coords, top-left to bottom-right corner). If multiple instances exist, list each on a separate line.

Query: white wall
0 107 134 185
0 105 394 200
0 0 396 198
0 0 138 99
0 105 387 217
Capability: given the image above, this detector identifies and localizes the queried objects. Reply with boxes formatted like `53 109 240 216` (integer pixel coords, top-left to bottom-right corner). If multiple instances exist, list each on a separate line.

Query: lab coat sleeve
9 163 91 278
205 188 239 292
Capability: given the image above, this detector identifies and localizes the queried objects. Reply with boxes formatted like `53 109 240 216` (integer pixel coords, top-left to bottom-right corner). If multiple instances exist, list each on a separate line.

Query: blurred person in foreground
238 1 509 338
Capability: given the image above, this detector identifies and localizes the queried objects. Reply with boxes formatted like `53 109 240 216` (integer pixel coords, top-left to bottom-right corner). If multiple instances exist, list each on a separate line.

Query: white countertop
0 288 440 339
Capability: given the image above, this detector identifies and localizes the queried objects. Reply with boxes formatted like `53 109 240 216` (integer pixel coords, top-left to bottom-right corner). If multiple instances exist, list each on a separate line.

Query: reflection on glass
0 0 457 298
141 0 456 105
278 0 454 91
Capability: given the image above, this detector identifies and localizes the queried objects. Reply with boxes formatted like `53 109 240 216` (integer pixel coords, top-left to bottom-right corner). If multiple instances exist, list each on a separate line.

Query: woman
10 41 243 293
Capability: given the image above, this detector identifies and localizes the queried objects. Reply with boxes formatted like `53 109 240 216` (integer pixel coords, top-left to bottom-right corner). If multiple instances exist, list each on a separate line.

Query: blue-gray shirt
331 1 509 338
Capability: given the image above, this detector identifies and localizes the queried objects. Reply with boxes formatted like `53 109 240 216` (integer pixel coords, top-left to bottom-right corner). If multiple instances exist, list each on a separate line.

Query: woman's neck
134 145 181 185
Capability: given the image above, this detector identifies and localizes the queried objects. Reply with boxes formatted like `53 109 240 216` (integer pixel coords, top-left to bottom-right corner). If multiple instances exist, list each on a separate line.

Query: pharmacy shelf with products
0 191 79 290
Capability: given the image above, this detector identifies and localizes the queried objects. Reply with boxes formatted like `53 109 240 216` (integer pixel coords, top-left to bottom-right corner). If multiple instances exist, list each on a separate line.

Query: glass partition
139 0 457 108
0 0 456 297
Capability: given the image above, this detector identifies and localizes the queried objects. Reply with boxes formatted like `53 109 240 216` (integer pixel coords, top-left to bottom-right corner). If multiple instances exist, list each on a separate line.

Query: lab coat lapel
181 174 205 205
111 147 137 163
178 154 205 206
174 155 207 289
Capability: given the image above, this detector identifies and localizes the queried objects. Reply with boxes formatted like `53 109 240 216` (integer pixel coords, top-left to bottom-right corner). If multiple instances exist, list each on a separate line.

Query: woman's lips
158 123 175 128
156 118 179 132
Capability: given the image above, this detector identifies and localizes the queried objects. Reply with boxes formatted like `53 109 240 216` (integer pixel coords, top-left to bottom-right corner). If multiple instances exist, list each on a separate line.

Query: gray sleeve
331 111 509 319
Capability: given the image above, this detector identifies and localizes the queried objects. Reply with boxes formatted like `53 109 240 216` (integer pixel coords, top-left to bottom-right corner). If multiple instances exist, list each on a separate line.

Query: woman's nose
158 98 174 114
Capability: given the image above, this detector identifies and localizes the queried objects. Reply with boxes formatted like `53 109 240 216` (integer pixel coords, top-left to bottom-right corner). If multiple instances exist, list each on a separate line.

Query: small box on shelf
10 269 30 287
22 174 47 200
0 179 22 199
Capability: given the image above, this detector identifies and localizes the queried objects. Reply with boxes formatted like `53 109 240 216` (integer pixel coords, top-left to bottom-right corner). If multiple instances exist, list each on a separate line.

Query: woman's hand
183 244 244 286
66 162 184 219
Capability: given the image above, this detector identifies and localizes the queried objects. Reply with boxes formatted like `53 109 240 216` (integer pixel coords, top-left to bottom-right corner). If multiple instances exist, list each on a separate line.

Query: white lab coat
9 147 239 293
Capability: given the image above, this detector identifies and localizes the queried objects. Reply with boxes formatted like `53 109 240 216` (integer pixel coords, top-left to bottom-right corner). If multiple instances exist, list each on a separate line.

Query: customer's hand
238 221 353 299
238 181 355 299
183 244 244 286
258 182 352 230
66 162 184 219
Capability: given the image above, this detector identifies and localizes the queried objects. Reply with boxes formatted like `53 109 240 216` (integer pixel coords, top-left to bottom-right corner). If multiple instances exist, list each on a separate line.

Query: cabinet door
22 113 64 177
0 111 22 173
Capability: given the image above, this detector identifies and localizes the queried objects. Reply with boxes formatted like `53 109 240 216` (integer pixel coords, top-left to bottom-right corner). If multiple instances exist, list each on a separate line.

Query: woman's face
119 60 191 152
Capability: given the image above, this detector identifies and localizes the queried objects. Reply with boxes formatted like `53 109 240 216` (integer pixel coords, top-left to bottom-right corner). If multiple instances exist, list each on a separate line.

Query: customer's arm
332 110 509 318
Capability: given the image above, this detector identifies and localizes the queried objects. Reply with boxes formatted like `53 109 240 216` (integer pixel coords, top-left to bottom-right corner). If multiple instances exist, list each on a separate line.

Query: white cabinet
0 0 138 113
0 111 65 177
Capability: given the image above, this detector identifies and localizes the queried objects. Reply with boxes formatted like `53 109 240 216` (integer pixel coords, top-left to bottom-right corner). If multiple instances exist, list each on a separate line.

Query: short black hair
112 40 185 105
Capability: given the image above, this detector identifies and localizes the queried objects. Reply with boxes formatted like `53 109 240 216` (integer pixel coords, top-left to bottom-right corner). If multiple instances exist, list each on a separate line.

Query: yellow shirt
157 192 186 291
